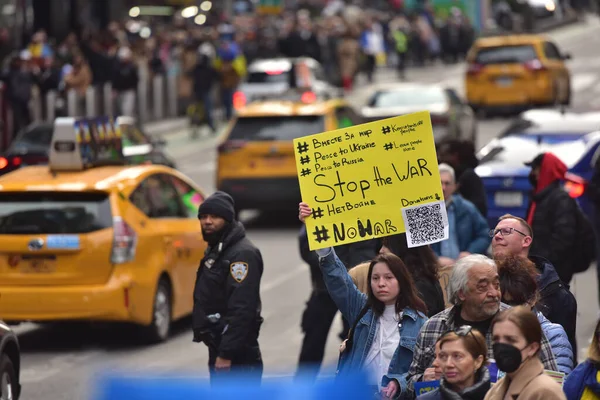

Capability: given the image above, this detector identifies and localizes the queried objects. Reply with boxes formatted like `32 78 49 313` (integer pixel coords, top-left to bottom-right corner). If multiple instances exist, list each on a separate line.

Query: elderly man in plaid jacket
406 254 558 396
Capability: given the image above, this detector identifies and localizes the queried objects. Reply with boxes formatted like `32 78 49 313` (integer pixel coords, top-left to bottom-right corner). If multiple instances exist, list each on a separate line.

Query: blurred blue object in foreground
92 370 371 400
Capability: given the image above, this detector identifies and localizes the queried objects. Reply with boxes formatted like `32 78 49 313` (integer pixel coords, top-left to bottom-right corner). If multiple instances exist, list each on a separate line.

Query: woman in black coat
381 233 445 317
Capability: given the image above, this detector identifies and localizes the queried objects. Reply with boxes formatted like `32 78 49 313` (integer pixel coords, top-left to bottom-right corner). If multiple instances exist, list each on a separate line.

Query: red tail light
265 70 284 75
0 157 7 169
218 140 247 154
467 63 484 75
111 216 137 264
12 157 21 166
524 59 547 72
565 181 586 198
301 91 317 103
233 91 246 110
564 173 586 198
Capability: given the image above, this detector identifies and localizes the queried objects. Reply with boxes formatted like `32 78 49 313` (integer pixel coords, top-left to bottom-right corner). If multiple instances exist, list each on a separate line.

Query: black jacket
527 181 578 283
458 168 488 218
415 277 445 318
530 255 578 357
192 221 263 359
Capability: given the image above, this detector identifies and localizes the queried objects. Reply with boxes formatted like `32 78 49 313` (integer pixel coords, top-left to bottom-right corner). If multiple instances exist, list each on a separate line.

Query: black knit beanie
197 191 236 222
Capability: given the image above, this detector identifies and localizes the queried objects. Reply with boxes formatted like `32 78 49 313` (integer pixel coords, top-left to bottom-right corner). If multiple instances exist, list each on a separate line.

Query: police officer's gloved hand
193 329 216 346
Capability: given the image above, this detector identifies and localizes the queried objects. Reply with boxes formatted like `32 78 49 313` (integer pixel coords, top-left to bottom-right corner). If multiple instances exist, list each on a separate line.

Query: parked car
0 320 21 400
360 83 477 144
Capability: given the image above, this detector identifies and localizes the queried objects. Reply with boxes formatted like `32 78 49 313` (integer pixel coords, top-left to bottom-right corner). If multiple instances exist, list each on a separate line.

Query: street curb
143 118 189 137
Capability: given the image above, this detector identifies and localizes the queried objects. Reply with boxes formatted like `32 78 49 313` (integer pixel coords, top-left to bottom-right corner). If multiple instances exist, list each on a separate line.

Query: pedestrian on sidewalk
193 191 264 385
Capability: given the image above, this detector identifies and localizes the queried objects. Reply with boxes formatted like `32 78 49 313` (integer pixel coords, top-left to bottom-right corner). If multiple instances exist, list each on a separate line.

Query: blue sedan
475 109 600 228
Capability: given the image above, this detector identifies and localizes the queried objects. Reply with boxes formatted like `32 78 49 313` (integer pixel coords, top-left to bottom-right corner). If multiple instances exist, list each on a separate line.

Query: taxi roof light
49 117 126 172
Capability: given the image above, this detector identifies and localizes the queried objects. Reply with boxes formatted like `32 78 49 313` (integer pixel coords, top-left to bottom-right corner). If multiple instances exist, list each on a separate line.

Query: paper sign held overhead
294 111 449 250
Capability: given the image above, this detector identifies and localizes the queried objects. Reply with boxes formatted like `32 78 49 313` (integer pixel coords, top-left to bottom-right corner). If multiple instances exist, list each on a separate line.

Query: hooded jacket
537 311 574 375
192 221 264 360
530 255 578 358
526 153 578 284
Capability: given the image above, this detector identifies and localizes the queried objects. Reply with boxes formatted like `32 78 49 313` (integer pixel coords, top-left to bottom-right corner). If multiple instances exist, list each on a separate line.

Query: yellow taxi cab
216 90 361 213
0 117 207 342
465 34 571 112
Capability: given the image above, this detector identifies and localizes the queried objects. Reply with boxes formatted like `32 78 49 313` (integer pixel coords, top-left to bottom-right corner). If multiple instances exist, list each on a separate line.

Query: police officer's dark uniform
192 191 264 382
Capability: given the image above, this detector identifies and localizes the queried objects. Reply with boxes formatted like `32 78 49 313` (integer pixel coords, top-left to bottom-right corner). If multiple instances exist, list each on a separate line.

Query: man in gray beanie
192 191 264 384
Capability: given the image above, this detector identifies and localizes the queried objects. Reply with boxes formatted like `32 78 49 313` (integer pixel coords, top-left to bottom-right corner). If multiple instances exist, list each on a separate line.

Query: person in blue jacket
299 202 429 399
431 164 491 268
564 318 600 399
497 255 574 374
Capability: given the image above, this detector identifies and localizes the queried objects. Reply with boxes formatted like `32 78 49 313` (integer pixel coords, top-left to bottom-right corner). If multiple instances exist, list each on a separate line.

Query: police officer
192 191 264 383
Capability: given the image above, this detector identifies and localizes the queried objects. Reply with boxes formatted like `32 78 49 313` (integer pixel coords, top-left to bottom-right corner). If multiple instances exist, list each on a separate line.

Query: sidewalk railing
29 72 181 125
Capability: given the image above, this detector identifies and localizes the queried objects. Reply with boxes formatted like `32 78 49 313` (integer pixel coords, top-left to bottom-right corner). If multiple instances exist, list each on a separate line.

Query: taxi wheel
0 355 17 400
144 279 172 343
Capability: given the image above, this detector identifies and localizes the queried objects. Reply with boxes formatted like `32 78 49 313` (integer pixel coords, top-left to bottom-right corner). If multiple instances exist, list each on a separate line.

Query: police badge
230 262 249 283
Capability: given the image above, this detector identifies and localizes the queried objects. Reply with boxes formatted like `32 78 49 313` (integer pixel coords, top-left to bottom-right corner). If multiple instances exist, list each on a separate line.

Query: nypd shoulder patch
230 262 249 283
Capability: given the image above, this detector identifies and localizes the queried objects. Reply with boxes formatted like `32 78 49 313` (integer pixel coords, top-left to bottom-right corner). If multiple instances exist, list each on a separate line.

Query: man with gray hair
431 163 490 267
406 254 558 394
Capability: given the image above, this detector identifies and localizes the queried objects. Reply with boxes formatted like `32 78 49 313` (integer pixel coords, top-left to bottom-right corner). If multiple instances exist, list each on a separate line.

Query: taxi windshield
478 136 586 168
475 45 537 65
0 192 113 234
369 88 446 108
229 116 325 141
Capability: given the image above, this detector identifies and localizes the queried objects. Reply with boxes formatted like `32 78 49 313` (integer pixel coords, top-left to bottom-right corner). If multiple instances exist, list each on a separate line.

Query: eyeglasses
489 227 528 238
441 325 484 349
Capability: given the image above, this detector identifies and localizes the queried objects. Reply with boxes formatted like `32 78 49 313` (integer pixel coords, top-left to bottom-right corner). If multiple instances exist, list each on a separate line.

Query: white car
233 57 341 109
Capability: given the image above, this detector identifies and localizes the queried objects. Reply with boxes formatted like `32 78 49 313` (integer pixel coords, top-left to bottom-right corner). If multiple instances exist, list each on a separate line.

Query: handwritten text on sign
294 111 449 250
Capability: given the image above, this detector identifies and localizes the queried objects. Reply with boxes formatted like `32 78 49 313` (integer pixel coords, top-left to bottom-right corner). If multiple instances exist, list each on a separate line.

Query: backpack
571 198 596 274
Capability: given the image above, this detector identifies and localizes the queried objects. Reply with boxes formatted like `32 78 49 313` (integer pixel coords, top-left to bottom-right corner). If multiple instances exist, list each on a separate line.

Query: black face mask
492 343 524 373
528 172 538 187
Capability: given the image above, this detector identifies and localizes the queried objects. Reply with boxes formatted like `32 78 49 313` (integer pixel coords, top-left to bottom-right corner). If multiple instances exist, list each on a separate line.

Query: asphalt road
12 17 600 399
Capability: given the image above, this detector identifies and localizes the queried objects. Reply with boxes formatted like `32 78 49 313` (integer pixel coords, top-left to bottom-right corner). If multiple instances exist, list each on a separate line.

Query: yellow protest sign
294 111 449 251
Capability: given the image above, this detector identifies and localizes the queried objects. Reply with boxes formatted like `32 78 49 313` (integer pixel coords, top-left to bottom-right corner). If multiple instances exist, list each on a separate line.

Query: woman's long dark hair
381 233 439 283
367 252 428 316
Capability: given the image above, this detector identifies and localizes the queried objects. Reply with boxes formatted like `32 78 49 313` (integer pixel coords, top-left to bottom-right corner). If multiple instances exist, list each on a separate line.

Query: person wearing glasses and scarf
418 326 491 400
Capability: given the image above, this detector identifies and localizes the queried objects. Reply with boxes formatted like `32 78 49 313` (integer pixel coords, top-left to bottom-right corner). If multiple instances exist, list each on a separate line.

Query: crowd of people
0 3 476 141
292 140 595 399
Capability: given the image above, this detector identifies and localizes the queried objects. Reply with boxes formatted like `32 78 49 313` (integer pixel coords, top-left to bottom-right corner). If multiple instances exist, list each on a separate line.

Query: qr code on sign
401 200 449 248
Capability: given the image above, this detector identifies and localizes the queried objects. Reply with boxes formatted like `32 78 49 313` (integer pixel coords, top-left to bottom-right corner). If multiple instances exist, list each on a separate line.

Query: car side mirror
562 53 572 60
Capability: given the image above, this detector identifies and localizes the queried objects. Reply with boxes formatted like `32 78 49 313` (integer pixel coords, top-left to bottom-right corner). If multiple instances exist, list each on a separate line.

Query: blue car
475 109 600 228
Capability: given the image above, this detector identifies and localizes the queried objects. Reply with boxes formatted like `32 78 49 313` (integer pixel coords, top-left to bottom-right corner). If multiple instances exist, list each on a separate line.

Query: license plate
496 78 513 87
19 258 56 273
495 191 523 207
